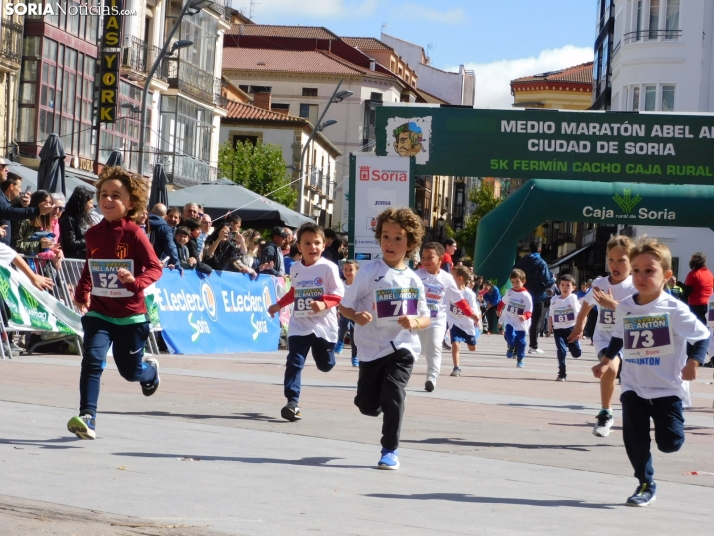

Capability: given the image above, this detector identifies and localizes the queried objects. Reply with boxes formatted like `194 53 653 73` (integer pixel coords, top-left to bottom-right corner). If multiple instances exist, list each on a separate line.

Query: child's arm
122 230 163 293
548 314 553 335
311 264 344 313
592 336 623 378
339 305 372 325
268 287 295 317
568 301 594 342
398 281 431 330
518 295 533 322
11 256 53 291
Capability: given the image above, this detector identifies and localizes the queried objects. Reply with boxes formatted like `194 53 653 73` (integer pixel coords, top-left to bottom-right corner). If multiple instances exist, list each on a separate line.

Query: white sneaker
593 410 614 437
528 348 544 355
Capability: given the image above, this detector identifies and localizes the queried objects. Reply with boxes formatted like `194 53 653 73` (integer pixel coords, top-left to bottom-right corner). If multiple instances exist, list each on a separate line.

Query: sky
229 0 596 108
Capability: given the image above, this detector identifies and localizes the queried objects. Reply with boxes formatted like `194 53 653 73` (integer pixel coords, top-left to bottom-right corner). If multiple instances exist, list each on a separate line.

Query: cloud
393 4 468 25
447 45 594 109
230 0 379 20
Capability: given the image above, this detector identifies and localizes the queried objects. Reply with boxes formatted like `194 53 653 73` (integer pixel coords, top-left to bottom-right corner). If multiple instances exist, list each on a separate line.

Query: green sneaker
67 415 96 440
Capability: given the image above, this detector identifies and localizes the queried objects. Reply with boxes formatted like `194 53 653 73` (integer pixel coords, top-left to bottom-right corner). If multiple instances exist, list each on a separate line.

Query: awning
549 244 592 268
7 162 96 195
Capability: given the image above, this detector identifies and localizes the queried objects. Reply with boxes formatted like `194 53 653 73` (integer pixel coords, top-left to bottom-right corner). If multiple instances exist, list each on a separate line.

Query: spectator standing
482 280 501 335
683 252 714 325
182 203 199 223
165 207 181 229
442 238 456 272
148 204 180 268
0 170 52 246
203 221 237 271
259 226 288 276
59 185 95 259
197 214 212 257
14 190 64 265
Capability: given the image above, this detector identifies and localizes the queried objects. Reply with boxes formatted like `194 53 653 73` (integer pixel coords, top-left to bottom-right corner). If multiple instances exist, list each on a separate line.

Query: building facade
0 12 23 159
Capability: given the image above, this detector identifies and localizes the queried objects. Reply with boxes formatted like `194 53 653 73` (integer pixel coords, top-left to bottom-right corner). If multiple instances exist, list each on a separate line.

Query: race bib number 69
294 287 324 318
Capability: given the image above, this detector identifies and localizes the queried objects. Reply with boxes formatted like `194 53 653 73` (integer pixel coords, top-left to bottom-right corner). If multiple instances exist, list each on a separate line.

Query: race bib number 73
623 313 674 358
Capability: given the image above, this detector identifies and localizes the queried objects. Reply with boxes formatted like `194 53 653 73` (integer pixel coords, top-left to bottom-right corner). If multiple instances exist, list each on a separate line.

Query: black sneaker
141 358 160 396
626 482 656 507
593 410 614 437
556 374 566 382
281 401 302 421
425 379 435 392
450 366 461 377
442 341 451 351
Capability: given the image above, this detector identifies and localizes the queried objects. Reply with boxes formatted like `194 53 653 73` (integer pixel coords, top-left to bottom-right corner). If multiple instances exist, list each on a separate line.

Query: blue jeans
338 315 357 358
285 334 335 403
620 390 685 484
504 323 527 360
553 327 582 376
79 315 155 417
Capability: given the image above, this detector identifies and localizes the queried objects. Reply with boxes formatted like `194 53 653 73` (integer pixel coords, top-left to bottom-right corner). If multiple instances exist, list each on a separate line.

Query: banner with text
154 270 280 354
376 107 714 184
348 154 415 264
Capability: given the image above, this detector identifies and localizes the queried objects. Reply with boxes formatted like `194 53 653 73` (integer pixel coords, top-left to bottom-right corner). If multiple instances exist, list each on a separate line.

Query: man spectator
281 227 294 256
514 239 555 355
0 168 51 246
322 228 340 264
197 213 212 258
227 214 241 236
259 226 288 276
165 206 181 229
182 202 199 223
148 203 180 269
442 238 457 272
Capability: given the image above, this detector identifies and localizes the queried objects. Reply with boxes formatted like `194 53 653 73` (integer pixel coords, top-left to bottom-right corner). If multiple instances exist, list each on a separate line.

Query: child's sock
602 408 613 415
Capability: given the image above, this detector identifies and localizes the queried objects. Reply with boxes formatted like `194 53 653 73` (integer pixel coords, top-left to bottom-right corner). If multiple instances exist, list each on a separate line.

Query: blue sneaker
141 358 160 396
334 340 344 354
517 360 525 368
506 347 515 358
67 414 96 440
378 448 400 470
626 482 656 507
351 356 359 367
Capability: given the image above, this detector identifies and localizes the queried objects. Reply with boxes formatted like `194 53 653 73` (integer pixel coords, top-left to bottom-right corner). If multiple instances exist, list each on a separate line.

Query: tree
455 182 502 256
217 140 297 209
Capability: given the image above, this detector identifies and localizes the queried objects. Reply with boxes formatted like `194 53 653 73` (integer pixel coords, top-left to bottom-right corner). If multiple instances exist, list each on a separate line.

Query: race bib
89 259 134 298
623 313 675 359
374 287 419 327
708 300 714 326
449 302 465 317
598 307 615 331
505 299 525 317
552 306 575 326
424 285 444 319
294 287 324 318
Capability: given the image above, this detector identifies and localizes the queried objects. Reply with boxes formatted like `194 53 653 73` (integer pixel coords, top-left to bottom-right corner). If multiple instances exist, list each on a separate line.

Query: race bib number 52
623 313 674 358
89 259 134 298
374 287 419 327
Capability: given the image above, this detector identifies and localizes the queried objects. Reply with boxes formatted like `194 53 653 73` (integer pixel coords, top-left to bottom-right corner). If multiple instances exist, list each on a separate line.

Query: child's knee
467 344 476 352
354 396 381 417
571 347 582 358
316 360 335 373
657 434 684 453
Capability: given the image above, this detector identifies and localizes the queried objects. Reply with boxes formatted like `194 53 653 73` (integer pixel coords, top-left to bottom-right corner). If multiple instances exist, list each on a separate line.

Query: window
648 0 660 40
299 103 318 125
636 0 644 39
665 0 680 39
661 85 675 111
644 84 656 110
233 135 259 146
370 92 383 102
632 86 640 111
271 103 290 112
302 88 318 97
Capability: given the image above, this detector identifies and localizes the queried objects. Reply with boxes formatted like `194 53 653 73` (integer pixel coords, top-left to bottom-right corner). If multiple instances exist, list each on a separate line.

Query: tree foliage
217 140 297 208
455 182 503 255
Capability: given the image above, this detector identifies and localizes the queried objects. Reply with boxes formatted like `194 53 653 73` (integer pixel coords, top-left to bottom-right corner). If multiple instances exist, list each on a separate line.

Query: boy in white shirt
416 243 477 391
447 266 481 376
268 222 344 422
548 274 582 381
593 238 709 507
569 235 635 437
340 207 430 470
497 269 533 367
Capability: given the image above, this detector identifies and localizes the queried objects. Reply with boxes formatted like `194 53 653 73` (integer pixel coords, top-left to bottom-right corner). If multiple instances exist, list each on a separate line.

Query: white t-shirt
500 289 533 332
0 243 18 267
288 258 344 342
613 292 710 405
447 287 480 336
550 294 581 329
584 275 635 352
415 267 467 331
341 259 429 363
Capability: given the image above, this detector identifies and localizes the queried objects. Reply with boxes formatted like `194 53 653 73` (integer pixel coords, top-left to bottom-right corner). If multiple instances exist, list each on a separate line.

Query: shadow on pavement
503 403 592 411
112 452 367 469
0 436 82 449
364 492 618 509
102 410 284 423
401 437 619 452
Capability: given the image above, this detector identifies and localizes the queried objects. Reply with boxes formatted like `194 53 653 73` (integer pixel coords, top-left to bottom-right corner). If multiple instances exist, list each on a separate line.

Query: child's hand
267 304 281 318
518 314 526 321
310 300 327 313
567 325 583 342
593 287 617 310
496 310 502 317
117 268 135 285
188 257 197 267
354 311 372 326
592 359 613 379
73 300 89 314
397 315 415 330
682 359 700 381
32 273 53 291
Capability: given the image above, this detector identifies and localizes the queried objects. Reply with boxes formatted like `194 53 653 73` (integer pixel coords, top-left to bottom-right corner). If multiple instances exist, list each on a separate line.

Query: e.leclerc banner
375 106 714 184
153 270 280 354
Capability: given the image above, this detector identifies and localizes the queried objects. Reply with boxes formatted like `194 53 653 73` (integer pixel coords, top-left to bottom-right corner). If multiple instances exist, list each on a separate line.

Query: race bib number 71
374 287 419 327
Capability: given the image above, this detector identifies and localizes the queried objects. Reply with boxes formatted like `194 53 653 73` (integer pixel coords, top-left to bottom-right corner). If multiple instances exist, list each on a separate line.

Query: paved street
1 333 713 535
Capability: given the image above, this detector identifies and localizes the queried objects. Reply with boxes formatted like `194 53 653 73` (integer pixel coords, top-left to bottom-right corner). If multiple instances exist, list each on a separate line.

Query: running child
416 243 477 391
593 238 709 506
548 274 582 381
339 207 430 470
68 167 163 440
335 259 359 367
568 235 635 437
268 222 344 421
447 267 481 377
497 269 533 367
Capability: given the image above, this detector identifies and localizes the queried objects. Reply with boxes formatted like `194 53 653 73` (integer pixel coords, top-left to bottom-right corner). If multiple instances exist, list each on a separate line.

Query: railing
167 59 216 105
624 29 681 44
123 36 168 81
208 0 231 21
0 18 23 66
214 77 227 107
165 155 217 186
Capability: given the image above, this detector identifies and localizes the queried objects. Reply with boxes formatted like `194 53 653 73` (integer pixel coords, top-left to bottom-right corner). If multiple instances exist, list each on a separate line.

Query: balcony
160 154 217 187
207 0 231 21
121 37 168 82
624 29 681 45
168 59 224 107
0 18 22 72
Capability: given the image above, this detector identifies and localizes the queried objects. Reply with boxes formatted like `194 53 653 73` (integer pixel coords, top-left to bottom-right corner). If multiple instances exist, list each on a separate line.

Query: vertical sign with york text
99 0 123 123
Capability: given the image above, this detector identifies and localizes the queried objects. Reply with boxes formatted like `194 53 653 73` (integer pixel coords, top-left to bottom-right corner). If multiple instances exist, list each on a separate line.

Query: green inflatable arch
474 179 714 285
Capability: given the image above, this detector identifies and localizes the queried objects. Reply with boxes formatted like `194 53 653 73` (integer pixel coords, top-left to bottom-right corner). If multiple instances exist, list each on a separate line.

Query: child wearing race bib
497 269 533 367
268 222 344 422
339 207 430 470
569 235 635 438
593 238 709 507
68 167 163 440
447 267 481 377
416 243 477 391
548 274 581 381
335 259 359 367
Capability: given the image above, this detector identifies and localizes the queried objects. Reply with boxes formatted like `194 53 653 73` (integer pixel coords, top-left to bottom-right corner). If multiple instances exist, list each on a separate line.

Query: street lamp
298 79 353 214
120 103 140 113
136 0 213 177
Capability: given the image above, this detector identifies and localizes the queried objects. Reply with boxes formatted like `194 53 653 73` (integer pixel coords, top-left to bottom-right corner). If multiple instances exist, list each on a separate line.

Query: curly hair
690 251 707 270
373 207 425 259
95 166 148 222
422 241 445 257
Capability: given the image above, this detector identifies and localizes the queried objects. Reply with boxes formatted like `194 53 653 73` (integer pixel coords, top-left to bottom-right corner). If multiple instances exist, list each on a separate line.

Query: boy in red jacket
67 167 164 440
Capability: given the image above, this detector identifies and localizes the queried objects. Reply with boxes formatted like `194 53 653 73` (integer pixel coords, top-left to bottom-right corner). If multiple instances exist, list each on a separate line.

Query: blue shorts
450 325 479 346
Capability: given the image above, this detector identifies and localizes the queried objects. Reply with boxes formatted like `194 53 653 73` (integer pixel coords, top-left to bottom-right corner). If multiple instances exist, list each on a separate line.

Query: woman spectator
482 280 501 335
243 229 262 272
228 231 257 278
202 221 236 271
683 251 714 325
59 186 95 259
14 190 63 265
